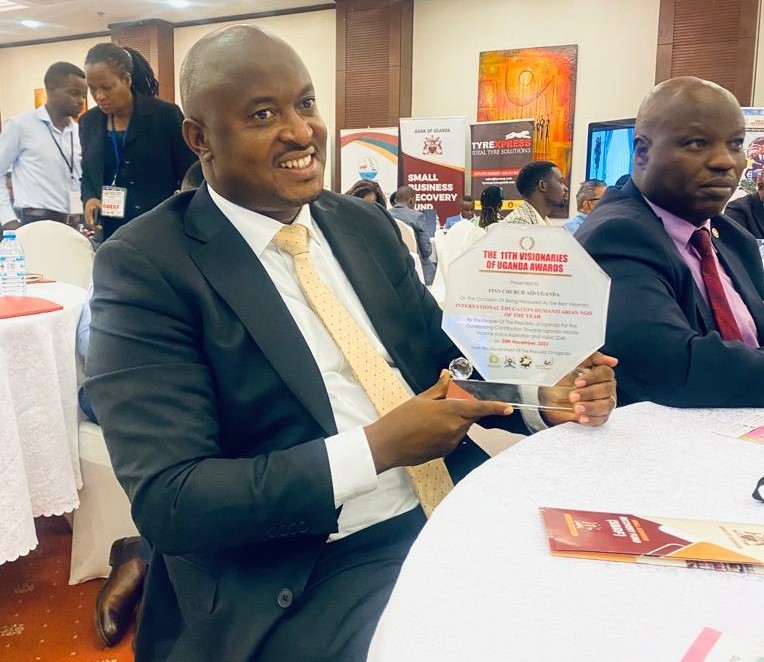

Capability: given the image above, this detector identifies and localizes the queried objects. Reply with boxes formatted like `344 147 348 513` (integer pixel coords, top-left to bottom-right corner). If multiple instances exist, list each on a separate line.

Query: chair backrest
394 219 418 253
439 222 485 279
16 221 94 289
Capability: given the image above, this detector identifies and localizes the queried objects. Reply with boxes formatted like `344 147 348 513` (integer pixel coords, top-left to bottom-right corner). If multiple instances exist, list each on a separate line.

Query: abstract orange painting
478 45 578 190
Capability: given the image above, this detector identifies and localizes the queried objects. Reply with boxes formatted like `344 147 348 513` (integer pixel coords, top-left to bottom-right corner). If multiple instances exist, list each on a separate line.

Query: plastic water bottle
0 231 26 296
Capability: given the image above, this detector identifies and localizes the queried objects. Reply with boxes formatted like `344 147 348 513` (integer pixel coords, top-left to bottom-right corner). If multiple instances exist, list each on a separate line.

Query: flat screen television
586 119 636 186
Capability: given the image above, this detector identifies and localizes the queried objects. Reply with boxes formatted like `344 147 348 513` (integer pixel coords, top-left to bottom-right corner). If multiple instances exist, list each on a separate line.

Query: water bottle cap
3 231 16 239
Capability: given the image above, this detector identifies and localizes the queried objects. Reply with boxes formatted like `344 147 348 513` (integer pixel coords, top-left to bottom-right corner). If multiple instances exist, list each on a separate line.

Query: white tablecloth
369 402 764 661
0 282 87 563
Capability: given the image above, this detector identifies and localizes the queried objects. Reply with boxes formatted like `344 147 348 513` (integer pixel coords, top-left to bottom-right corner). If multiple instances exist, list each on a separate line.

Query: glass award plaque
442 224 610 389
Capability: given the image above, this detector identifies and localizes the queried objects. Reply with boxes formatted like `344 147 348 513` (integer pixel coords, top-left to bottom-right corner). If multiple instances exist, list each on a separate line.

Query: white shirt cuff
325 426 379 508
518 385 548 434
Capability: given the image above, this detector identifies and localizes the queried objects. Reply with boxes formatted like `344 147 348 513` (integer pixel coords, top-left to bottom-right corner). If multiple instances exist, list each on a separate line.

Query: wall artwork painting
478 45 578 212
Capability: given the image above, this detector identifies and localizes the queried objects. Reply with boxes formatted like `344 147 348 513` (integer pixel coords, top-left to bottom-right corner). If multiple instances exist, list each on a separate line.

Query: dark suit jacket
724 192 764 239
79 93 196 224
85 187 528 662
576 180 764 407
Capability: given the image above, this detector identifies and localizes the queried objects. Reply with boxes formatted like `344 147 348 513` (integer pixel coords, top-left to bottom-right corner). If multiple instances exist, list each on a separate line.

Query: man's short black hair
516 161 557 198
462 195 474 203
44 61 86 90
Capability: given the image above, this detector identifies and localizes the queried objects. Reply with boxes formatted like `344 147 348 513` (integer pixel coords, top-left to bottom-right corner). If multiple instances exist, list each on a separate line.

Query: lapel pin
711 227 720 239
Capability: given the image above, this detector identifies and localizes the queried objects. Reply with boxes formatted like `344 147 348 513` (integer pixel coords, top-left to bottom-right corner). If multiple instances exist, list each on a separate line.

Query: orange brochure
540 507 764 574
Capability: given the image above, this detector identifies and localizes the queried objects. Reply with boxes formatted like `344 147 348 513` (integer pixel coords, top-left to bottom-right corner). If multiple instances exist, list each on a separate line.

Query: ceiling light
167 0 190 7
20 19 42 28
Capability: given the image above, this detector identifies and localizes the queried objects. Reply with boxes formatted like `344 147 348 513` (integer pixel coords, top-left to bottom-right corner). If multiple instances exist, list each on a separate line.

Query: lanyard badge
102 115 130 218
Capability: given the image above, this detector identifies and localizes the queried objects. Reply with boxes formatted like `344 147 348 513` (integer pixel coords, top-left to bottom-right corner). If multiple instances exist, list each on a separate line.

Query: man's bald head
179 24 327 221
635 77 740 137
631 76 745 225
180 25 302 119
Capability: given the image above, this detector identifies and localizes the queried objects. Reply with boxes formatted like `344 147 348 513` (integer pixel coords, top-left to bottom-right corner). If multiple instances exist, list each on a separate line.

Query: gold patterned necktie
273 223 453 517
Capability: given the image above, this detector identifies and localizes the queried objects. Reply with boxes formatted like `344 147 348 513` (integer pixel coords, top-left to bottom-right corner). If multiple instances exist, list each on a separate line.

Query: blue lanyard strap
109 115 129 186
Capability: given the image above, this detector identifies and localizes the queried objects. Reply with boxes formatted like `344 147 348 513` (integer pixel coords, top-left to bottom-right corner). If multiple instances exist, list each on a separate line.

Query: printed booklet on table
540 508 764 573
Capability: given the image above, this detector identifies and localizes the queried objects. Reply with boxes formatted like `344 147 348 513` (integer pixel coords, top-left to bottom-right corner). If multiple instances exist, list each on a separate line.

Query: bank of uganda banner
339 127 399 201
399 117 466 224
470 119 534 210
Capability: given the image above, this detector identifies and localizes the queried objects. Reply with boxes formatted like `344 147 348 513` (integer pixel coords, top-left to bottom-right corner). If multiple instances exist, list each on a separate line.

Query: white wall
411 0 661 208
0 36 103 120
0 2 662 198
174 10 336 185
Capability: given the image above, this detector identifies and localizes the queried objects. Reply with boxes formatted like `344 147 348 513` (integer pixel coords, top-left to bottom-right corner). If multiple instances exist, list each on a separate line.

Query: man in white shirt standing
505 160 568 225
0 61 87 228
85 25 617 662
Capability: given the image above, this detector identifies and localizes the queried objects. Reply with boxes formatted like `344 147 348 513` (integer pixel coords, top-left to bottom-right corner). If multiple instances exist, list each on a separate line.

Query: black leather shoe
95 536 148 647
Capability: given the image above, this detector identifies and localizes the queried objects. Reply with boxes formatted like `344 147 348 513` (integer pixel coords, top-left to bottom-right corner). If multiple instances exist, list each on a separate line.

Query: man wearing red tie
577 76 764 407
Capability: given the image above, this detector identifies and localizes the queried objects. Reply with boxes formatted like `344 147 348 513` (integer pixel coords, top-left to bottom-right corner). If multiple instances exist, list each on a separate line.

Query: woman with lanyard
79 43 196 240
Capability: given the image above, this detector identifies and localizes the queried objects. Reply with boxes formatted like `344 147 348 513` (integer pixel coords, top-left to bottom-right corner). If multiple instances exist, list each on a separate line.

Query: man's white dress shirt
208 185 420 540
0 105 82 223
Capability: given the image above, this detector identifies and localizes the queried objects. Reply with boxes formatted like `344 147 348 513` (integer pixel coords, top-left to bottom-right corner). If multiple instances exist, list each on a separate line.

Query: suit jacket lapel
311 194 425 392
88 111 107 195
625 182 718 333
185 187 337 436
125 94 152 145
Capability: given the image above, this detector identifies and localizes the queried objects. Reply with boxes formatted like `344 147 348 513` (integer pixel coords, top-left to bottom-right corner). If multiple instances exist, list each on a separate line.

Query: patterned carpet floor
0 516 134 662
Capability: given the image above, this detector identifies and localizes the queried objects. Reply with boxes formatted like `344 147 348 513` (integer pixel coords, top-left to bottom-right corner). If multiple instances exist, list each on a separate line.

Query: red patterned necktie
689 228 744 342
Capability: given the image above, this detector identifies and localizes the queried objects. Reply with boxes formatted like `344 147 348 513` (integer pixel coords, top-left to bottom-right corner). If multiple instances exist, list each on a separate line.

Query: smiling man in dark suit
577 77 764 408
85 25 616 662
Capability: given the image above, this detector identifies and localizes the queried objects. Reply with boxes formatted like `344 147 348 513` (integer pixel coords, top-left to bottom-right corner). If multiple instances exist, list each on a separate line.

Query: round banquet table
368 402 764 661
0 282 87 564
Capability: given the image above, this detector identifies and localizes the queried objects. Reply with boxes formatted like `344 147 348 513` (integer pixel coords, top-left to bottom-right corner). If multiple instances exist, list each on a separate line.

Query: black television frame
585 118 636 184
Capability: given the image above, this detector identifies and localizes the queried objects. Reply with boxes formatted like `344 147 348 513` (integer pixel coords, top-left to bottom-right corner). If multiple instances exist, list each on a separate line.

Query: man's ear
183 117 212 164
538 178 548 194
633 134 650 171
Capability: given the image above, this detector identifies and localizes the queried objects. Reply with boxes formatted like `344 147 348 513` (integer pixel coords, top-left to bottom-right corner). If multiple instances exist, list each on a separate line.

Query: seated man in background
504 160 568 225
564 178 606 234
389 184 435 283
723 168 764 239
444 195 477 229
577 76 764 407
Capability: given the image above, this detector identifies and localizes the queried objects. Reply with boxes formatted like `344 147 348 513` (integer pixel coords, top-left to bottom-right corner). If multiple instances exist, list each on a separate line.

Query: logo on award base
519 236 536 251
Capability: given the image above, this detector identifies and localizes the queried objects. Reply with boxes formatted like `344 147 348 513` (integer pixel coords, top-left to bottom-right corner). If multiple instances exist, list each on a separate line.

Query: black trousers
257 507 426 662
